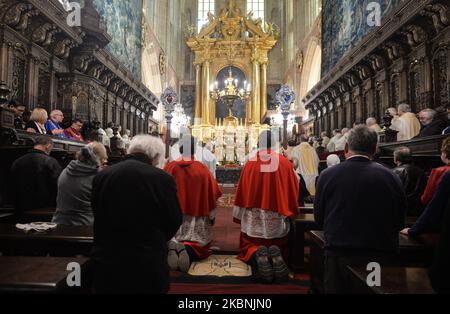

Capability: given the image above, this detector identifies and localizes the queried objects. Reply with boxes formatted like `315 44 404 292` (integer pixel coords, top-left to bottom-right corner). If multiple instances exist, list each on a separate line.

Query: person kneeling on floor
165 135 222 272
233 130 300 283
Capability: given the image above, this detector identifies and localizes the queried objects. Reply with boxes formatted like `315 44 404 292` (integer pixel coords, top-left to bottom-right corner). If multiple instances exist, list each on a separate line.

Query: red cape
234 150 299 218
164 158 222 217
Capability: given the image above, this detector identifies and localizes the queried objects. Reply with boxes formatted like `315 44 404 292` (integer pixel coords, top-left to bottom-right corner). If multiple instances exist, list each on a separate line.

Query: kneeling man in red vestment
165 136 222 272
234 130 299 283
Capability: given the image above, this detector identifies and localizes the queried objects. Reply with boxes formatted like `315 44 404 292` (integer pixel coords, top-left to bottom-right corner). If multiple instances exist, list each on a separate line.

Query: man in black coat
91 135 182 294
10 136 61 221
401 171 450 237
416 108 449 138
314 126 407 294
392 147 427 216
429 172 450 293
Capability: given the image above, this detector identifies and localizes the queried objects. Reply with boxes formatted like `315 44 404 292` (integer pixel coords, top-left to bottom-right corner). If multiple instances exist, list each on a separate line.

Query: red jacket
234 150 299 218
164 158 222 217
421 165 450 205
64 127 84 142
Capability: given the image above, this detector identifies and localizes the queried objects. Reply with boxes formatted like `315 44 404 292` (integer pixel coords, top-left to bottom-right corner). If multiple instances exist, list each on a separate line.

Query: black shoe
269 245 289 283
255 246 274 284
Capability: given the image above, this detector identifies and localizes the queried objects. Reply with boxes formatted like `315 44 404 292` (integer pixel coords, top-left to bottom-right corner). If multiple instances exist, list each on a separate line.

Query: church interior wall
92 0 144 80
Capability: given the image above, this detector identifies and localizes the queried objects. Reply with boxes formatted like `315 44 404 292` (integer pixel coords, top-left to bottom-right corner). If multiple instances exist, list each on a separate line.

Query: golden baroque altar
186 0 279 145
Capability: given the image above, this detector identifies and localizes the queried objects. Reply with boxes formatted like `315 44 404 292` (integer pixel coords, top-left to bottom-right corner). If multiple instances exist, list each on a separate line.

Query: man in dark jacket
10 136 61 221
314 126 407 294
8 100 26 130
91 135 182 294
401 171 450 237
429 172 450 293
416 108 449 138
392 147 427 216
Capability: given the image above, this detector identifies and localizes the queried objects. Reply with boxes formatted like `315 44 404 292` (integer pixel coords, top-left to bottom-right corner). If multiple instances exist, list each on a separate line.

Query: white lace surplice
233 207 291 240
173 209 217 246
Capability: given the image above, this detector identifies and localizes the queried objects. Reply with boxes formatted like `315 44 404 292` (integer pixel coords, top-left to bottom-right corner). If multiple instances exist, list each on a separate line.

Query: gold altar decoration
186 0 278 141
210 68 251 129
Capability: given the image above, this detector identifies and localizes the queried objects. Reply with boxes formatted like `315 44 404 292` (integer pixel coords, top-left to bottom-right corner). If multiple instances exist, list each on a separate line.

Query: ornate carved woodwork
304 0 449 134
0 0 159 135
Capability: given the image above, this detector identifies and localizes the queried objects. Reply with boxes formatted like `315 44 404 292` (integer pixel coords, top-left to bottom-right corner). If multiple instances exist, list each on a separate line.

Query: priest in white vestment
195 142 217 178
292 142 320 195
391 104 421 141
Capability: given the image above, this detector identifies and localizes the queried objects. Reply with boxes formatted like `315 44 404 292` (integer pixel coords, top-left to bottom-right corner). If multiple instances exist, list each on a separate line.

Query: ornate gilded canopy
186 0 278 133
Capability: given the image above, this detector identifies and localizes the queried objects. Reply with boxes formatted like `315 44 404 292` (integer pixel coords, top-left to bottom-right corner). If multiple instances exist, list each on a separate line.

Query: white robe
233 207 290 239
291 143 320 195
391 112 421 141
327 135 342 152
195 146 217 178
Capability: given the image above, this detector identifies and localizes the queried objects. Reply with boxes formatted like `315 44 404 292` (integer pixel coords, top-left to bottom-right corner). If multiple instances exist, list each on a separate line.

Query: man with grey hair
391 103 421 141
392 147 427 216
366 117 382 133
416 108 448 138
314 125 406 294
45 110 66 137
91 135 182 294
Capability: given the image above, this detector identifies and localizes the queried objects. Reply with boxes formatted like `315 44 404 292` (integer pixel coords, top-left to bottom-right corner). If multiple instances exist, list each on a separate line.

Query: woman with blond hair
26 108 48 134
52 142 108 226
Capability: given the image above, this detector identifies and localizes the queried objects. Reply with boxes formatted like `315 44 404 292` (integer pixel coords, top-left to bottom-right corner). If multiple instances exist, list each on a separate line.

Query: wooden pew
0 256 91 294
290 213 320 272
299 206 314 214
0 224 93 257
308 230 435 294
309 231 326 294
347 266 434 294
291 214 418 274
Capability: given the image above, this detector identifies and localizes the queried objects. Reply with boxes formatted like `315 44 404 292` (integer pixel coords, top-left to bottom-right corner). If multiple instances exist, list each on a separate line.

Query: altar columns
201 60 211 125
187 2 278 132
260 62 268 121
252 58 261 124
194 63 202 124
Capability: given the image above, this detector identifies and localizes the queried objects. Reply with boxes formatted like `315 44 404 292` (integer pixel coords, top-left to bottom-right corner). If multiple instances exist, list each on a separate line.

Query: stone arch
299 37 321 119
299 37 321 98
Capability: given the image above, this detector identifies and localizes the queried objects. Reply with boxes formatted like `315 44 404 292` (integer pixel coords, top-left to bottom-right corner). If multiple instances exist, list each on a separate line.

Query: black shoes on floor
255 245 290 284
